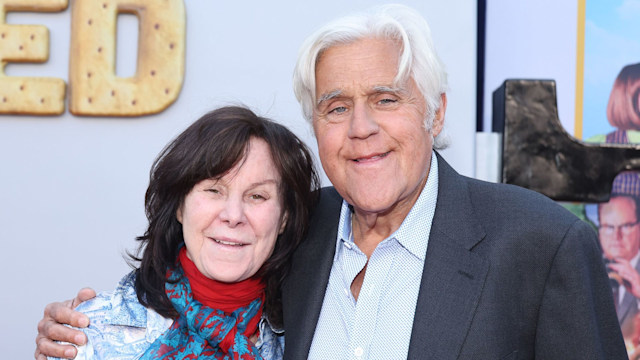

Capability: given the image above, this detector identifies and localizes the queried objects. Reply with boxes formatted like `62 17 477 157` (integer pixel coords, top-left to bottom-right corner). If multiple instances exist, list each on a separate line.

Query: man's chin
348 194 413 221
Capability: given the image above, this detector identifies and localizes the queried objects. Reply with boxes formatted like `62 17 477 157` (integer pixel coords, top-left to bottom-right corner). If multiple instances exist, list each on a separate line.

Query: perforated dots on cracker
0 0 68 115
69 0 186 116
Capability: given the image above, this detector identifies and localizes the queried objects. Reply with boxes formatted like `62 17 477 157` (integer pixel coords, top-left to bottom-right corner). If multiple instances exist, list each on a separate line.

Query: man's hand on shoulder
35 288 96 360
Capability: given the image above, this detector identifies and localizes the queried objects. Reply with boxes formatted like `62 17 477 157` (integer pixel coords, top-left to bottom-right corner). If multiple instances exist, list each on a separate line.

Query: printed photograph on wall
576 0 640 355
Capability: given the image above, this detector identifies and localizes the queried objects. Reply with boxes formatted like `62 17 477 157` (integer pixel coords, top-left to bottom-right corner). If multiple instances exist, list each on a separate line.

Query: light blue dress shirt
308 153 439 360
48 271 285 360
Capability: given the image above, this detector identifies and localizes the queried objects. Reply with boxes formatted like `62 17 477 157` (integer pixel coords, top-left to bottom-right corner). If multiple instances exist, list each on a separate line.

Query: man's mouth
353 151 390 162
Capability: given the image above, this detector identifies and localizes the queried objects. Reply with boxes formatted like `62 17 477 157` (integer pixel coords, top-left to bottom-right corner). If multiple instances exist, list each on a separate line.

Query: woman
588 62 640 144
50 106 318 359
606 62 640 138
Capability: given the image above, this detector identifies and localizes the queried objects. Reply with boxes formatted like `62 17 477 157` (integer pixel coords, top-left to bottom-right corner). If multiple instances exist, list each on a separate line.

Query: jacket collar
407 152 489 359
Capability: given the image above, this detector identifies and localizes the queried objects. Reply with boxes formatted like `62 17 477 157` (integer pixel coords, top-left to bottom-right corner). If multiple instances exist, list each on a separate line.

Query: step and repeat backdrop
5 0 635 356
0 1 476 357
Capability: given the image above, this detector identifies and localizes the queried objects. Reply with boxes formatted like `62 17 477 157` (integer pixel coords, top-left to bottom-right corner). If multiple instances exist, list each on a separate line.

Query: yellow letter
69 0 185 116
0 0 67 115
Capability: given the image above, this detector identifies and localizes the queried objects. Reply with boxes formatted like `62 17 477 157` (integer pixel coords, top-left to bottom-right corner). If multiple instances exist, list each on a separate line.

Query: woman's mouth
212 238 245 246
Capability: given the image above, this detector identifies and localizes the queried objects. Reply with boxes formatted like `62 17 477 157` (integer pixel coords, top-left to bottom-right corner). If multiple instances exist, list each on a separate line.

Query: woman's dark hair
131 106 319 328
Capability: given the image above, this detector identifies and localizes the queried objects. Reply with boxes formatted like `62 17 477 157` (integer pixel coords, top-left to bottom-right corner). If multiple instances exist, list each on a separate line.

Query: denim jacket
49 271 285 360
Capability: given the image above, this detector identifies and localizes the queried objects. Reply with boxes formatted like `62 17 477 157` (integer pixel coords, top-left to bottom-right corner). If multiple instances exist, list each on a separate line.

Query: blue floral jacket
48 271 285 360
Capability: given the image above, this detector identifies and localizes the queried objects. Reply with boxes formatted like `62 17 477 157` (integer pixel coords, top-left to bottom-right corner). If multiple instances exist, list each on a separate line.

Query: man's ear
431 93 447 137
279 212 288 234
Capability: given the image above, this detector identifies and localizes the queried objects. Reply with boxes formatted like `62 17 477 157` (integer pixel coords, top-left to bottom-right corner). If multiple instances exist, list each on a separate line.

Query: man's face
599 195 640 261
312 37 445 217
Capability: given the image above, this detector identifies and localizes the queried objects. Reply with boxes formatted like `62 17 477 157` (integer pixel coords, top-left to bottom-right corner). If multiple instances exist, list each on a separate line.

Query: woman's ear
278 212 288 234
176 206 183 224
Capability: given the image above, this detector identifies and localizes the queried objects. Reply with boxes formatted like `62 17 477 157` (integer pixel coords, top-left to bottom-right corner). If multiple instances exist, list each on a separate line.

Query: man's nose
347 103 379 139
219 196 246 227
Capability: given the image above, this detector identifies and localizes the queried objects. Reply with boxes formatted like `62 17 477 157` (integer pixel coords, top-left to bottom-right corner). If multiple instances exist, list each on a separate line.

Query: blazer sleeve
534 219 627 359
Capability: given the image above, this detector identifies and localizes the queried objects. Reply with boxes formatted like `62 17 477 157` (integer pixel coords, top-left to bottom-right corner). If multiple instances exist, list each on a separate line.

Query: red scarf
179 248 265 350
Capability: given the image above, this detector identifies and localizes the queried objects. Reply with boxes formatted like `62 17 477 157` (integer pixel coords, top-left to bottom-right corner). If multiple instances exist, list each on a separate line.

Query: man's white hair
292 4 449 149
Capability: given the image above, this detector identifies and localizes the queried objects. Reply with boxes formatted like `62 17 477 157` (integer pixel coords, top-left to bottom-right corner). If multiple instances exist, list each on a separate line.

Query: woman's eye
250 194 266 200
206 188 220 194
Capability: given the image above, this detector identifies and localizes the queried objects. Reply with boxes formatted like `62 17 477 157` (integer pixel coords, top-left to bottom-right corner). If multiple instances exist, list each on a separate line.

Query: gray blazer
282 153 626 359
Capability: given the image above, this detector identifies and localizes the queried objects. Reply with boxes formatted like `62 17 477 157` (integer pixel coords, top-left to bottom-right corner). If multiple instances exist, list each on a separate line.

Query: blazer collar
429 151 486 251
407 152 489 359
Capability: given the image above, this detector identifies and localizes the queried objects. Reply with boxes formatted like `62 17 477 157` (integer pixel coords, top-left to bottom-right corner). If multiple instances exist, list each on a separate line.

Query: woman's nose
219 196 246 227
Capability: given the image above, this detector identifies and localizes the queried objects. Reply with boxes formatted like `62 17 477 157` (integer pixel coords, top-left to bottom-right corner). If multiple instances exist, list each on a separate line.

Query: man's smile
352 151 390 163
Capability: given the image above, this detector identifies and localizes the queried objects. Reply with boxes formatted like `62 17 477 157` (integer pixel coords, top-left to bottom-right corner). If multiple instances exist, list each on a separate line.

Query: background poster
580 0 640 140
578 0 640 355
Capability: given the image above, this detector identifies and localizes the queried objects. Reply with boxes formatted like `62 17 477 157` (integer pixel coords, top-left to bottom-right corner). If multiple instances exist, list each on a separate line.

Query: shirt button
354 347 364 357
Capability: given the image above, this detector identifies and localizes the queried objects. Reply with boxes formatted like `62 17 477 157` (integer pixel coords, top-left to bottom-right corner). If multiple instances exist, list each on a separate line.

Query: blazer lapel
282 187 343 360
618 292 637 323
408 153 489 360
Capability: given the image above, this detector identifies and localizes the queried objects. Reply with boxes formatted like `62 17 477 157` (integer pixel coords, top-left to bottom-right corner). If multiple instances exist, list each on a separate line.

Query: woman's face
177 138 286 283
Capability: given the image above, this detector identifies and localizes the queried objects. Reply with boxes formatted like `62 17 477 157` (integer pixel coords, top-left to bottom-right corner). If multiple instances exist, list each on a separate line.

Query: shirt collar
104 271 149 328
335 152 439 260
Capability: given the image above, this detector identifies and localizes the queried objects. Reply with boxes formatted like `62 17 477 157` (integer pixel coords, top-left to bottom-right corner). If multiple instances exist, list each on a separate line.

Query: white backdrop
484 0 578 135
0 1 477 357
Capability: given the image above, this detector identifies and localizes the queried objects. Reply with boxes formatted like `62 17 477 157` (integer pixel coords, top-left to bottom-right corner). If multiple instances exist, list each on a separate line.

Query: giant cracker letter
493 79 640 203
69 0 185 116
0 0 68 115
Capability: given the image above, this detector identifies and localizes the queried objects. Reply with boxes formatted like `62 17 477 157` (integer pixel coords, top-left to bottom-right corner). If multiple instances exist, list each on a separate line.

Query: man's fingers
608 263 626 275
45 301 90 329
39 302 88 347
73 288 96 307
38 310 87 344
35 335 77 359
35 290 95 359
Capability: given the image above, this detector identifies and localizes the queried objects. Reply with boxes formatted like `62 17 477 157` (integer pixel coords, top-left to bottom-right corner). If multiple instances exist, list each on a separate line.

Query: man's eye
379 98 397 105
328 106 347 114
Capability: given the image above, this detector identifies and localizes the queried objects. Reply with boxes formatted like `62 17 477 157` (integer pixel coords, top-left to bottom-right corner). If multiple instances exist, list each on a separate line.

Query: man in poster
598 173 640 342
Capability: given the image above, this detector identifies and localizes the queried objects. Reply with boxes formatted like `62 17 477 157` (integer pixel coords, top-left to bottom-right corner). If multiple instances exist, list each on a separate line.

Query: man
36 5 626 359
598 188 640 338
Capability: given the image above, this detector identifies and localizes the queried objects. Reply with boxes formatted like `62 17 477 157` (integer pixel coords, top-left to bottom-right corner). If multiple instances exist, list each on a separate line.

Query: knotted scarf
141 248 266 359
